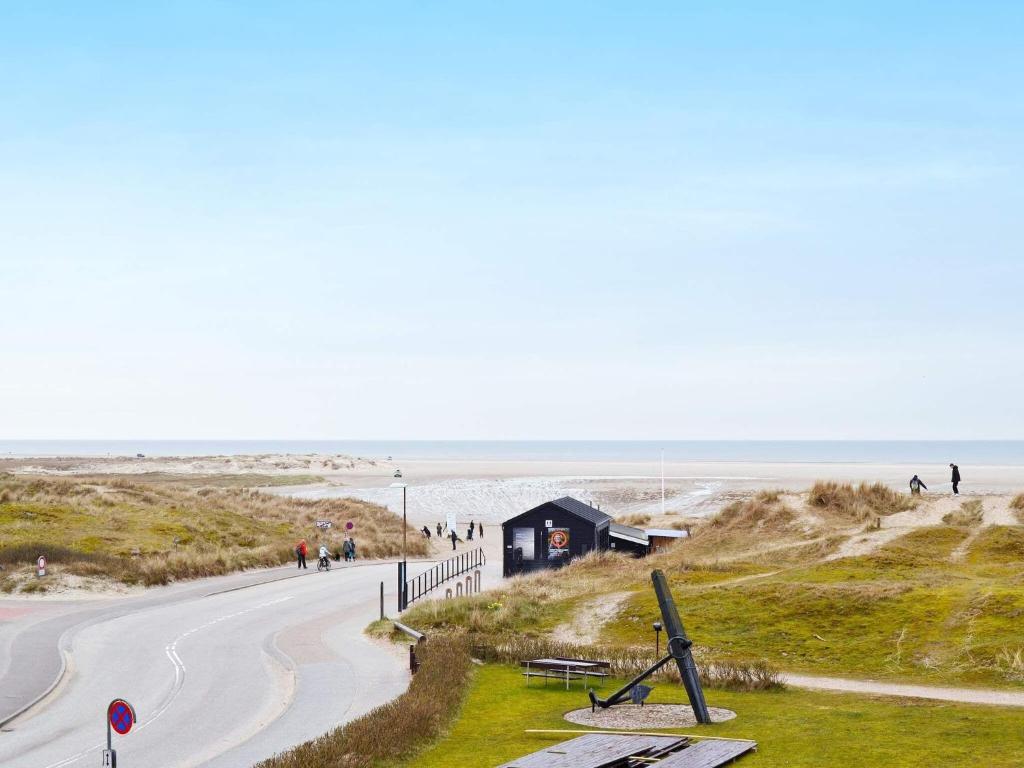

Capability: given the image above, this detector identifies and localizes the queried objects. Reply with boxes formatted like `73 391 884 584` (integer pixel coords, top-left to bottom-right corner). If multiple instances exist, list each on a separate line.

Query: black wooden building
502 496 612 577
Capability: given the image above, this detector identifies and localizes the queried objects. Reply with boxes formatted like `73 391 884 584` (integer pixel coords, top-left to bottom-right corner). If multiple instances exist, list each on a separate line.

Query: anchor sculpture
588 569 711 724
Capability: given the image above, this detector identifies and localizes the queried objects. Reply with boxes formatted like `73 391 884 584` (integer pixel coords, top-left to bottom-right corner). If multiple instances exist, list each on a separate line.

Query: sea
2 440 1024 464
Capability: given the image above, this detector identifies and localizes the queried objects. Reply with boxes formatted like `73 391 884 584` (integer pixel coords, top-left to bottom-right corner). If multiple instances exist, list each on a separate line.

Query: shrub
254 634 473 768
472 634 784 691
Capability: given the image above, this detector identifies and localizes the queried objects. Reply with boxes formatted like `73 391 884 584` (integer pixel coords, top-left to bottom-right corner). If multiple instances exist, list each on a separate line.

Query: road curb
0 632 70 729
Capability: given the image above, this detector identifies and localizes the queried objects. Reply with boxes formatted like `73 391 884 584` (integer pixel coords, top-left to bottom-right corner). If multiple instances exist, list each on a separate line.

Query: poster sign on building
513 527 535 560
547 527 570 560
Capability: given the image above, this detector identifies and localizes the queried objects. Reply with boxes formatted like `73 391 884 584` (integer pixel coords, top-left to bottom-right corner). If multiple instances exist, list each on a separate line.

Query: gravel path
782 673 1024 707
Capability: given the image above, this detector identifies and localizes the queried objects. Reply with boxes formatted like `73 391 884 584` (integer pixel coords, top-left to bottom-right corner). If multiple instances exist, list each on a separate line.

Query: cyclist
318 543 331 570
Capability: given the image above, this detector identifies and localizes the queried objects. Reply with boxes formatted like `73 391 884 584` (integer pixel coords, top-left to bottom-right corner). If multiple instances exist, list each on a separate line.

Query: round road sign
108 699 136 735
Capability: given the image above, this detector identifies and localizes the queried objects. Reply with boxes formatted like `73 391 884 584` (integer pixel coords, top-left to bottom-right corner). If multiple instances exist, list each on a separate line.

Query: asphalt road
0 559 457 768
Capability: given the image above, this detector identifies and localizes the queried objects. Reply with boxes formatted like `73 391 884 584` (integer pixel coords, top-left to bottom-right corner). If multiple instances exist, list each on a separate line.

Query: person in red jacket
296 539 308 569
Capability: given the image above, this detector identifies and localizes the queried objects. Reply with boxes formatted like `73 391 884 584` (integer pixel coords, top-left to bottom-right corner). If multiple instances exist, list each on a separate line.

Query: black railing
400 547 485 611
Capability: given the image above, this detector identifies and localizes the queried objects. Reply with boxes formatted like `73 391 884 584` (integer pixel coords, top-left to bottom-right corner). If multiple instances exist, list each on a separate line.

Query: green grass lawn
401 664 1024 768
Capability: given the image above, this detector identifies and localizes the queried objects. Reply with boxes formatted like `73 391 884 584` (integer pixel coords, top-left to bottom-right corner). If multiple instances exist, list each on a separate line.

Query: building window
513 527 535 560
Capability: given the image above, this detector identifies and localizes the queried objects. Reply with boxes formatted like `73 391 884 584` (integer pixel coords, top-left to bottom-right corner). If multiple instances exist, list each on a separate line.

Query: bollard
465 575 472 595
409 644 419 674
445 588 452 599
456 581 463 597
474 569 481 592
380 581 384 621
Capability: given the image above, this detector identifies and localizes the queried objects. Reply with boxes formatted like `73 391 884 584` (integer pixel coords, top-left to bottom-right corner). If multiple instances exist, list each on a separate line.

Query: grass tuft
943 499 984 526
1011 493 1024 524
808 481 915 521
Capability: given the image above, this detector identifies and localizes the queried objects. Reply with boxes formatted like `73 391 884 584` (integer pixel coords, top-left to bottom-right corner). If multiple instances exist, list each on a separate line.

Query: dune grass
52 472 328 488
1011 493 1024 523
608 524 1024 686
400 664 1024 768
0 474 425 591
254 634 473 768
807 481 915 521
943 499 985 526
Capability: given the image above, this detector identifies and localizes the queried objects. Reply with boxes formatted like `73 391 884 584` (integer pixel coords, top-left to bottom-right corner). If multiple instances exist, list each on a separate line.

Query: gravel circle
564 704 737 729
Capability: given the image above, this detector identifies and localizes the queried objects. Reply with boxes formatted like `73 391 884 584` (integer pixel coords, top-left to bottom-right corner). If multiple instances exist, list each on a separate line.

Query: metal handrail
404 547 486 608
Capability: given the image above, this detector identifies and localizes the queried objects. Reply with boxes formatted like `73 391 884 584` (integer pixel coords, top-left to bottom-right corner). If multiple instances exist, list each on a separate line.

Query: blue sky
2 2 1022 439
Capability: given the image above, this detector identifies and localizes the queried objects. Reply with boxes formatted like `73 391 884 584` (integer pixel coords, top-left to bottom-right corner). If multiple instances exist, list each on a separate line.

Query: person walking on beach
422 525 431 539
449 529 458 551
950 463 961 495
467 520 474 541
295 539 308 569
909 475 927 495
478 522 483 538
436 522 442 537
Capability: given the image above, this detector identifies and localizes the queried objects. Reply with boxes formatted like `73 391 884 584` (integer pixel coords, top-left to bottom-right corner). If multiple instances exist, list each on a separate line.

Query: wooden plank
496 733 684 768
653 739 757 768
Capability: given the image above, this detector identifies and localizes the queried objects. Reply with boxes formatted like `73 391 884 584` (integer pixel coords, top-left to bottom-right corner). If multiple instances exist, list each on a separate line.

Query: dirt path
782 672 1024 707
551 592 633 645
827 494 1018 561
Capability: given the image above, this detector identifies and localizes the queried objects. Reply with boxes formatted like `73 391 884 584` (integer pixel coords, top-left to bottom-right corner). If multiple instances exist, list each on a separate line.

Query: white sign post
37 555 46 577
314 520 332 530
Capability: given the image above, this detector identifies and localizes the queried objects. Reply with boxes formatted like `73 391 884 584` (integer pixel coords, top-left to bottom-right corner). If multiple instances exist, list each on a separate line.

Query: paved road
0 559 459 767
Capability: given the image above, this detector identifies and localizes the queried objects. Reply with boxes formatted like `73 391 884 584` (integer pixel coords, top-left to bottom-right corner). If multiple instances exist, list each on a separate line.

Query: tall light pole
391 482 408 610
661 449 665 515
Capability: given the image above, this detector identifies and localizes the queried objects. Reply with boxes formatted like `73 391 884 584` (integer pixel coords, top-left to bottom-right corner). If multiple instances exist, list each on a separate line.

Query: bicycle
317 556 331 572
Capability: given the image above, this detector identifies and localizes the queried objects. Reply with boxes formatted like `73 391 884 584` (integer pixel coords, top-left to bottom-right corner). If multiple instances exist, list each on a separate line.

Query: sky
1 2 1022 440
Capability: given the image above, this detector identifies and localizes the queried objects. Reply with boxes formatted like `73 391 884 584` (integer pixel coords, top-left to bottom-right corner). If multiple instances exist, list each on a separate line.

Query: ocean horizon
3 440 1024 465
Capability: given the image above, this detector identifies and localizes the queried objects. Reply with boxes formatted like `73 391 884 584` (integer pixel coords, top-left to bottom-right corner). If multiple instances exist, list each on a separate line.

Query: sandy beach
6 452 1023 531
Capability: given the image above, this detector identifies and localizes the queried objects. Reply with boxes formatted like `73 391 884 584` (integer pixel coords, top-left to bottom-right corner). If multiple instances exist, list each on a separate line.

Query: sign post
37 555 46 577
104 698 136 766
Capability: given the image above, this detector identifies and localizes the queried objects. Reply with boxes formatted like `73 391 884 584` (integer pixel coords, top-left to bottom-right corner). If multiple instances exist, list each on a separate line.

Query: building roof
609 522 649 545
547 496 612 526
503 496 612 527
645 528 689 538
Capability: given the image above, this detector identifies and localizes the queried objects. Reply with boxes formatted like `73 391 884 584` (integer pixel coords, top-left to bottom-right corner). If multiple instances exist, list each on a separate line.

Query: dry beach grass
0 474 427 591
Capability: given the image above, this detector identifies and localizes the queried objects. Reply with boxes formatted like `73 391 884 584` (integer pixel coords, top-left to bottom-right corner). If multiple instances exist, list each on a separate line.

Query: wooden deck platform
496 733 756 768
496 733 683 768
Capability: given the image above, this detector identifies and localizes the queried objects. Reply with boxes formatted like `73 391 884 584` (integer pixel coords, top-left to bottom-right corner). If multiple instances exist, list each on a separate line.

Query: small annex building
646 528 689 554
609 522 650 557
502 496 611 577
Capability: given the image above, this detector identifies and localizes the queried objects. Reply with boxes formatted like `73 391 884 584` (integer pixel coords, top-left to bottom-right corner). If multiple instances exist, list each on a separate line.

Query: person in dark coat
422 525 432 538
449 529 458 551
436 522 442 537
949 463 961 495
467 520 474 541
909 475 927 495
478 522 483 538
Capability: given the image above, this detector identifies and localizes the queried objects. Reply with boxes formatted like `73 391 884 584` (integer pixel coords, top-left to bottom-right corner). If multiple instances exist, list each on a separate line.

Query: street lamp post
391 482 408 611
653 621 663 656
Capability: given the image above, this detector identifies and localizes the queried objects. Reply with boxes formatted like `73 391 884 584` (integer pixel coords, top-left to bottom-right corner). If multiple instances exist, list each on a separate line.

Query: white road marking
41 596 294 768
